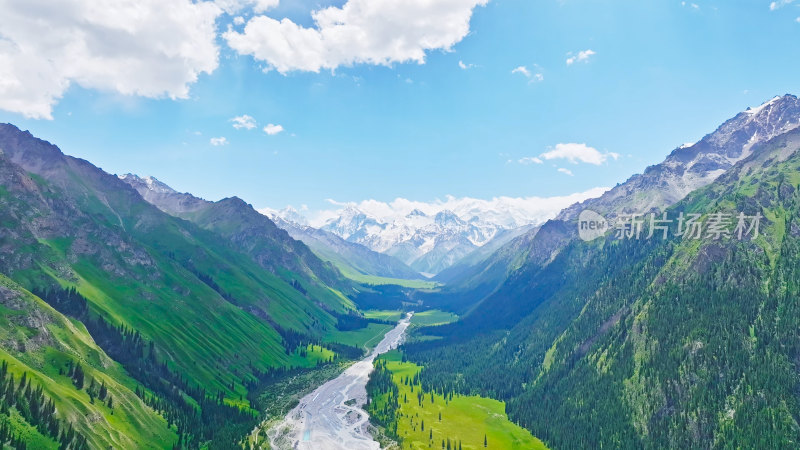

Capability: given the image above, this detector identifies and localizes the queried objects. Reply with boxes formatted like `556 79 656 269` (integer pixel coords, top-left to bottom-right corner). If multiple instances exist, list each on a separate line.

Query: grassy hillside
0 125 358 392
0 124 372 447
367 351 547 450
0 275 175 449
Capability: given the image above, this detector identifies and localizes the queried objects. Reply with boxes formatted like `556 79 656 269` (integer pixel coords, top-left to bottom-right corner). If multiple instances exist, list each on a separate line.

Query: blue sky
1 0 799 213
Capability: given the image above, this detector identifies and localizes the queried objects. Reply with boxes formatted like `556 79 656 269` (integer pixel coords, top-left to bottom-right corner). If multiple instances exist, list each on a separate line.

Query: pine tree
72 363 84 389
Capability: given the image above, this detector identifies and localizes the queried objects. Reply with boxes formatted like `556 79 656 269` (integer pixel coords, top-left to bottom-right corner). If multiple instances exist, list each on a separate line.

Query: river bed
267 313 412 449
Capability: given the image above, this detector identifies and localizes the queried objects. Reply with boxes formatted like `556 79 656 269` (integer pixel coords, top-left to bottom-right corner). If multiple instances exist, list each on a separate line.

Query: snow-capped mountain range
558 94 800 220
263 189 606 275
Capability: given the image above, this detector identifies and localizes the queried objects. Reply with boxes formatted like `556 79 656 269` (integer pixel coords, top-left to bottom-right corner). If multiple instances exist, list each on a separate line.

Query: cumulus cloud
566 49 596 65
770 0 795 10
210 136 228 146
540 143 619 165
266 187 610 229
458 60 475 70
264 123 284 135
215 0 279 14
557 168 574 176
231 114 257 129
223 0 489 73
0 0 222 119
511 66 531 77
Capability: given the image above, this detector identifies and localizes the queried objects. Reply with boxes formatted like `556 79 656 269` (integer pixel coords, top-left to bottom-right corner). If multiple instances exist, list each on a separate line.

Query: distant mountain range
259 209 425 282
267 190 605 275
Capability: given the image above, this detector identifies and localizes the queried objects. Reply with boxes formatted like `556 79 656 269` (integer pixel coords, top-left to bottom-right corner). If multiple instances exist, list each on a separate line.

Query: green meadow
364 310 405 322
336 266 440 289
323 323 395 350
372 351 547 450
410 310 459 327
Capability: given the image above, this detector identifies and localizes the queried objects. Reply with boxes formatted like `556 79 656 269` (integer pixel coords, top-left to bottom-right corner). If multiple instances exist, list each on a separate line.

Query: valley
267 313 413 450
2 87 800 450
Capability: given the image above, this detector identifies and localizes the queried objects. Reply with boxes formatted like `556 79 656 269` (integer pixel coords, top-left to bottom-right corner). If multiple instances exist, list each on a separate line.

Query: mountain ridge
404 97 800 449
431 94 800 309
266 212 425 281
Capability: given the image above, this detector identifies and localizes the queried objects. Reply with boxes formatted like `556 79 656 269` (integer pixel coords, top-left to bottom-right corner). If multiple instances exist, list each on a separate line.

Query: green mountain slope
120 174 425 284
118 174 359 302
0 123 366 446
0 124 341 387
405 122 800 447
0 274 175 449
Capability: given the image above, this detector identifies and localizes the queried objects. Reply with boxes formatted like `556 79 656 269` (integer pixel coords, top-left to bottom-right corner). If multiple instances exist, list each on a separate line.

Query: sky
0 0 799 216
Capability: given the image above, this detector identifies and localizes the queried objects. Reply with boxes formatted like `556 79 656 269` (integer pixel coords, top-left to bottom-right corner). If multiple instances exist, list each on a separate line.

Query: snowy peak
275 206 309 226
744 95 784 116
434 210 463 227
557 94 800 221
120 173 208 215
264 189 608 275
315 206 515 274
118 173 178 195
324 207 381 240
703 94 800 160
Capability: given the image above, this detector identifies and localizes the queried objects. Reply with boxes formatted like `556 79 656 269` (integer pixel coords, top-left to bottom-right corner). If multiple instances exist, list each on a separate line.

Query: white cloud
264 123 284 135
540 143 620 165
223 0 489 73
234 16 246 25
512 65 543 82
770 0 795 10
269 187 610 229
0 0 222 119
215 0 279 14
796 16 800 22
566 49 596 65
231 114 257 129
511 66 531 77
557 168 574 176
210 136 228 146
518 156 543 165
458 60 475 70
